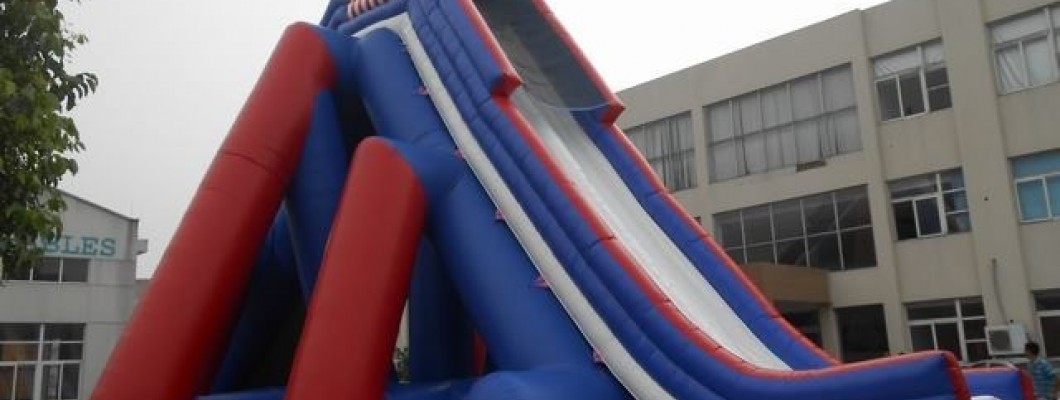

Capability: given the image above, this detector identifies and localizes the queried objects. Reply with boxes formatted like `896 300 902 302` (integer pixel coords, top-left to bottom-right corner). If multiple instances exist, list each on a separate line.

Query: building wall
0 193 142 399
617 0 1060 361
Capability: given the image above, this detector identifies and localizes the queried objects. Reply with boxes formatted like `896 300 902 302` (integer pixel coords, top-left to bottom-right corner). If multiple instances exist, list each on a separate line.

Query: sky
59 0 889 278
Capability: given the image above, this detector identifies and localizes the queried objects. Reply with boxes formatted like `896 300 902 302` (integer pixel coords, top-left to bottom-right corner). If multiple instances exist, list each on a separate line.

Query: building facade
617 0 1060 364
0 193 145 400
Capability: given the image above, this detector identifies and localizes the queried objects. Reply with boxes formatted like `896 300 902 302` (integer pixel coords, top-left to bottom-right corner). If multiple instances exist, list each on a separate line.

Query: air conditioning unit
986 324 1028 356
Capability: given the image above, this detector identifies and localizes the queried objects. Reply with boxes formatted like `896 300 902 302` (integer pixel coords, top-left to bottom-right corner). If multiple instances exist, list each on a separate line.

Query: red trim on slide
604 123 838 365
286 138 426 400
90 23 335 400
527 0 624 124
457 0 522 96
492 95 966 387
473 332 488 375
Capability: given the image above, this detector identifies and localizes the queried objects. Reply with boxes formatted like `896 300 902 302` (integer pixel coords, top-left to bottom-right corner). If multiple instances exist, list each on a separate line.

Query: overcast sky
60 0 889 278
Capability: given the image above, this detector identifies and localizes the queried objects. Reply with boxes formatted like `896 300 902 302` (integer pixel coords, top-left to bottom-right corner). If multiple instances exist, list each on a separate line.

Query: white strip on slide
355 15 674 399
509 91 790 371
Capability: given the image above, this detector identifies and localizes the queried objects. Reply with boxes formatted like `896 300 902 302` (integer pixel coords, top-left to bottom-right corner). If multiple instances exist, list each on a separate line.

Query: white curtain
711 141 740 181
1025 37 1058 87
924 41 945 67
823 67 855 112
791 76 822 120
739 93 762 134
795 120 821 164
708 102 734 142
629 113 696 191
874 47 920 77
992 11 1047 44
996 45 1026 93
760 84 792 128
743 133 767 174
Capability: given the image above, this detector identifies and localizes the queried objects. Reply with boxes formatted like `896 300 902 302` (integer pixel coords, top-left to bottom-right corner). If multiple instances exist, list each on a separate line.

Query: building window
991 5 1060 94
1034 290 1060 358
783 311 823 347
890 169 971 240
906 298 988 364
836 304 890 362
0 323 84 400
713 186 876 271
706 65 860 182
874 40 952 121
1012 150 1060 222
627 112 697 192
3 258 88 283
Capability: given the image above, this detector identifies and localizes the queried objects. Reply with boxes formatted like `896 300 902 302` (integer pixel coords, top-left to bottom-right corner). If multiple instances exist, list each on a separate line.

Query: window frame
873 41 951 122
890 170 971 240
626 112 697 193
1014 171 1060 222
706 65 859 182
1 258 89 284
906 299 988 364
991 6 1060 94
0 324 84 400
715 186 876 272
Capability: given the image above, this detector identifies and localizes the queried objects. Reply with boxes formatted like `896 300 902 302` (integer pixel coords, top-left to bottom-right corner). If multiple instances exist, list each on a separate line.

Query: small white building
0 192 146 400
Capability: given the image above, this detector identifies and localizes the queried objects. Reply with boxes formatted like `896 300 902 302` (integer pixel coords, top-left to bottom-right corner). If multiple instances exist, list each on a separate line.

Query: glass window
991 6 1060 93
1035 291 1060 358
874 41 952 121
837 304 890 362
711 186 876 271
890 170 971 240
907 298 988 363
0 323 84 400
4 257 90 284
1012 150 1060 222
707 65 859 182
627 112 697 192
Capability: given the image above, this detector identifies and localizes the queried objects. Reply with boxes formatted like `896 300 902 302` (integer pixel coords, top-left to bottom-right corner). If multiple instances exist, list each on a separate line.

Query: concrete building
617 0 1060 364
0 192 146 399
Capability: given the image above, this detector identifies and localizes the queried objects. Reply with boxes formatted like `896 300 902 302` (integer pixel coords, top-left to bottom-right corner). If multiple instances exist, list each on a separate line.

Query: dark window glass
44 324 84 341
940 170 964 190
841 228 877 269
910 325 935 351
775 238 807 267
725 248 746 265
836 187 871 228
894 201 918 240
877 79 901 120
35 258 61 282
907 302 957 319
926 68 952 111
0 366 11 399
837 304 890 362
743 206 773 245
916 198 942 235
946 214 972 233
943 191 968 212
803 194 837 235
15 364 34 400
1035 291 1060 311
715 211 744 248
0 344 39 362
61 259 88 283
61 364 79 399
935 323 962 359
963 319 986 341
0 324 40 341
783 311 822 346
1041 315 1060 358
772 199 804 240
960 299 985 317
42 365 60 400
807 234 841 271
966 342 989 362
745 244 775 264
6 264 31 280
899 72 925 116
43 343 83 361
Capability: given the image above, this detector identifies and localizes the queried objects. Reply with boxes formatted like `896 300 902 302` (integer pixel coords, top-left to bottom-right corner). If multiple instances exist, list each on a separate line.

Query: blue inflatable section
197 0 1023 399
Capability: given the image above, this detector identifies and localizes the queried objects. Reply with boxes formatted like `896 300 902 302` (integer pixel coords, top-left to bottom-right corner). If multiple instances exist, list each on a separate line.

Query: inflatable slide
90 0 1033 399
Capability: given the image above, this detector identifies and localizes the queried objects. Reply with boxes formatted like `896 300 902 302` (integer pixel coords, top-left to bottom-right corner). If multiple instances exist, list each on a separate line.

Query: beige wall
617 0 1060 358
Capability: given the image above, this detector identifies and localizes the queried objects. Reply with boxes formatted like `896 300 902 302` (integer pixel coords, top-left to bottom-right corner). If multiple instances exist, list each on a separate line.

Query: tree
0 0 97 277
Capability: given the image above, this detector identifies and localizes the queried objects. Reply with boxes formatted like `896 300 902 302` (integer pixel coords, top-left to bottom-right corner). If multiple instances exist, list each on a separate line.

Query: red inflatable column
91 23 336 400
286 138 426 400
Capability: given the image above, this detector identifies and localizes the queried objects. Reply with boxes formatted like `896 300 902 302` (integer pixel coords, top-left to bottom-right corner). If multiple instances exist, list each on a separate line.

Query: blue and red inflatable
91 1 1032 399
